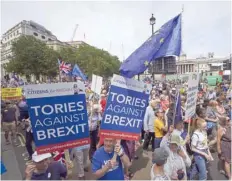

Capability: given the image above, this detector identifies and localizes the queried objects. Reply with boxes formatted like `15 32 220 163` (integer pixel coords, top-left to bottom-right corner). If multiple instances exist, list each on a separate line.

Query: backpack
186 132 199 155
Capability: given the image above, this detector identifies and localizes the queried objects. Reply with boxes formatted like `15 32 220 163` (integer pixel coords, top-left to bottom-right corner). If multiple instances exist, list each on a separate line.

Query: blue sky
1 1 231 61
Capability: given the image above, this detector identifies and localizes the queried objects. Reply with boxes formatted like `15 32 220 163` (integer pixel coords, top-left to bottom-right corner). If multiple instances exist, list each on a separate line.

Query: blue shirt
92 147 124 180
1 161 7 175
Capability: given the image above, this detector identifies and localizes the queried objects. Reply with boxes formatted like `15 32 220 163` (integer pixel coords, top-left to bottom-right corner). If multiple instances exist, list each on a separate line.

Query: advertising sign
99 75 151 141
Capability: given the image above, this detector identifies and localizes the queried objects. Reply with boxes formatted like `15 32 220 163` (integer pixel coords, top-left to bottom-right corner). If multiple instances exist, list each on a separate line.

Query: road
1 134 228 180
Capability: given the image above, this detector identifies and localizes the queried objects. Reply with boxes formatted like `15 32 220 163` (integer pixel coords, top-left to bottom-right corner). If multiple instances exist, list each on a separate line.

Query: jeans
89 129 98 161
143 132 155 151
154 137 162 149
190 155 207 180
26 131 34 157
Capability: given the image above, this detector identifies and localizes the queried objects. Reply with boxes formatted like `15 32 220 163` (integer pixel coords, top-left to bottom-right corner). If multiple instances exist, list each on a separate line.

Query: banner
25 83 89 154
1 88 22 100
185 73 200 122
91 74 103 95
99 74 151 141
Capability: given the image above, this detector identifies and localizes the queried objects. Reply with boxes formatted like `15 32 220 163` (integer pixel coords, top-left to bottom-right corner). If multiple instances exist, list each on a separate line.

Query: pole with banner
24 82 90 176
184 73 200 135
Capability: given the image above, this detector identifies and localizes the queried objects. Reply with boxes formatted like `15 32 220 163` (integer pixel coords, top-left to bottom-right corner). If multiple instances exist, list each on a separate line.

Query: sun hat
32 151 51 163
169 134 185 146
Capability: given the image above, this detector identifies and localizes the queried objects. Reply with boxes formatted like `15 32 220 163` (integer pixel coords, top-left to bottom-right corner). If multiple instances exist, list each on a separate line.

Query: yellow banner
1 88 22 100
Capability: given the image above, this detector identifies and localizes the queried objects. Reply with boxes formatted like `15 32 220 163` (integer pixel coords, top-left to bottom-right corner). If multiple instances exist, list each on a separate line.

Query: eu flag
72 64 87 81
120 14 181 78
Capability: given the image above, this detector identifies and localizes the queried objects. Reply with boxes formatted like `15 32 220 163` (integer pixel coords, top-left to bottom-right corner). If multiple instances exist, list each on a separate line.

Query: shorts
2 122 16 132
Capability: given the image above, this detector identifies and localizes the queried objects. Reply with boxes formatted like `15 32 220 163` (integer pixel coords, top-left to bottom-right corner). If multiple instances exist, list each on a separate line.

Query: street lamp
150 14 156 35
150 14 156 82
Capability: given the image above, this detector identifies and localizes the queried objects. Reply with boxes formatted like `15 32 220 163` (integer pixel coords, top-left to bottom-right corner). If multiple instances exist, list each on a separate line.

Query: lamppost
150 14 156 35
150 14 156 82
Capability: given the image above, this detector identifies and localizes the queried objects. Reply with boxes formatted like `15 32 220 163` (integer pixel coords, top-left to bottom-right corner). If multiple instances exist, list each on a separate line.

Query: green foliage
5 36 58 78
5 35 121 79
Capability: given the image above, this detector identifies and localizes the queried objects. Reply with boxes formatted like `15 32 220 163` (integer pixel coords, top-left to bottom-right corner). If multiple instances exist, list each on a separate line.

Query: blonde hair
192 117 206 131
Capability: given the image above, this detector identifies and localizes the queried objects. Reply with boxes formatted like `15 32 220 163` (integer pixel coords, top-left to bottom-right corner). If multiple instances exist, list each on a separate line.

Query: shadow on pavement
130 147 150 174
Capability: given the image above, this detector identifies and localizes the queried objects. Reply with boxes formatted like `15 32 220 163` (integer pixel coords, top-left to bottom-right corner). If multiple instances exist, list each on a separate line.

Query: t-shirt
150 165 170 181
1 107 16 123
191 130 208 150
31 161 67 180
92 147 124 180
154 118 165 138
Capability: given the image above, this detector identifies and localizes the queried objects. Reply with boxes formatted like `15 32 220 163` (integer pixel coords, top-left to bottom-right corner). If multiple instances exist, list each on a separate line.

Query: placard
25 83 89 154
185 73 200 122
1 88 22 100
99 74 151 141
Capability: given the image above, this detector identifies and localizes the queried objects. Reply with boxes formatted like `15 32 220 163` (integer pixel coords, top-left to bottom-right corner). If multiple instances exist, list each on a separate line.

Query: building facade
1 20 57 76
176 56 229 74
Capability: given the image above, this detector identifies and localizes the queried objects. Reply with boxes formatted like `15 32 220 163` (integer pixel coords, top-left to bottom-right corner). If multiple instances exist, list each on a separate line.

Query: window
17 30 19 34
41 35 45 39
33 32 38 36
48 38 51 41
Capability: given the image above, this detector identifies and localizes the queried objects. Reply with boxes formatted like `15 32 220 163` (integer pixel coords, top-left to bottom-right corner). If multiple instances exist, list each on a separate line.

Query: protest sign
185 73 200 122
99 74 151 141
91 74 103 95
1 88 22 100
25 82 89 154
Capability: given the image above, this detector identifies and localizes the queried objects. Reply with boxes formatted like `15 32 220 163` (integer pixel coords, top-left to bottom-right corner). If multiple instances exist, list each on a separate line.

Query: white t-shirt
191 129 208 150
150 165 171 181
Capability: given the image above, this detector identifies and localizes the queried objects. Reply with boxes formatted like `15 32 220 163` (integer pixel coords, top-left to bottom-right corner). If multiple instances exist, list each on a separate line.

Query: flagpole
177 5 184 81
172 90 180 126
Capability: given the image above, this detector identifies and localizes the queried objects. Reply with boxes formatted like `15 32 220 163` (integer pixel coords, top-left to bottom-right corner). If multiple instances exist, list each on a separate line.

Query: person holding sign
91 138 131 180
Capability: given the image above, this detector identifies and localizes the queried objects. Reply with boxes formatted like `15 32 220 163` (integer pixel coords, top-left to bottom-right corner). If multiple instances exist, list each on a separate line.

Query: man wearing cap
1 100 18 145
150 147 170 180
163 135 187 180
25 152 67 180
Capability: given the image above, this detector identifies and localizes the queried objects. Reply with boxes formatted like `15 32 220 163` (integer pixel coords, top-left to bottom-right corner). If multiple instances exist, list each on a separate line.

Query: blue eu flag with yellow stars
120 14 182 78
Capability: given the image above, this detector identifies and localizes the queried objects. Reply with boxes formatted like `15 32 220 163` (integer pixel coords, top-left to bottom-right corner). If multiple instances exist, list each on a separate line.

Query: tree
59 44 121 78
5 36 58 79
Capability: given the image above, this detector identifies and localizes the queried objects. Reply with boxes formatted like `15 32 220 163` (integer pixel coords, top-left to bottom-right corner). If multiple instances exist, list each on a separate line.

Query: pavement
1 133 228 180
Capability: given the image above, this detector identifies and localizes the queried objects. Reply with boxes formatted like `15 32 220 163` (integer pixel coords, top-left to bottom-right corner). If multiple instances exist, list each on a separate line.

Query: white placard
24 82 85 99
185 73 200 121
111 74 152 94
91 74 103 95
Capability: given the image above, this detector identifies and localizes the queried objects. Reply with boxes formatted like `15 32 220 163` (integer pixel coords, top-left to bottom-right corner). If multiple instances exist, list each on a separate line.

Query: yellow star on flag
160 38 164 43
144 60 149 66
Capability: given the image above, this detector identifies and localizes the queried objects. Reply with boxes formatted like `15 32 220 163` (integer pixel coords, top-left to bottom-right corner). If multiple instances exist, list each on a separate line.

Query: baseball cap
32 151 51 162
169 134 185 146
152 147 169 165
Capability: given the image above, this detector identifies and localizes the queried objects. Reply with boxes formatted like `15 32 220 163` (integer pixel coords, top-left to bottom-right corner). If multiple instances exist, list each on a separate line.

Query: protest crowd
1 73 231 181
0 11 231 181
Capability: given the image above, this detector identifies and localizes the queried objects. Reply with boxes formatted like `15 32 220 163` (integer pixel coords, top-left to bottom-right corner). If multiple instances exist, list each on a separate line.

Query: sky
1 0 231 61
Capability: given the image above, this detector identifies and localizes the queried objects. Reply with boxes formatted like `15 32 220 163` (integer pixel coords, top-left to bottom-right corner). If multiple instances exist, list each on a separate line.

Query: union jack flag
58 59 72 74
53 150 66 164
